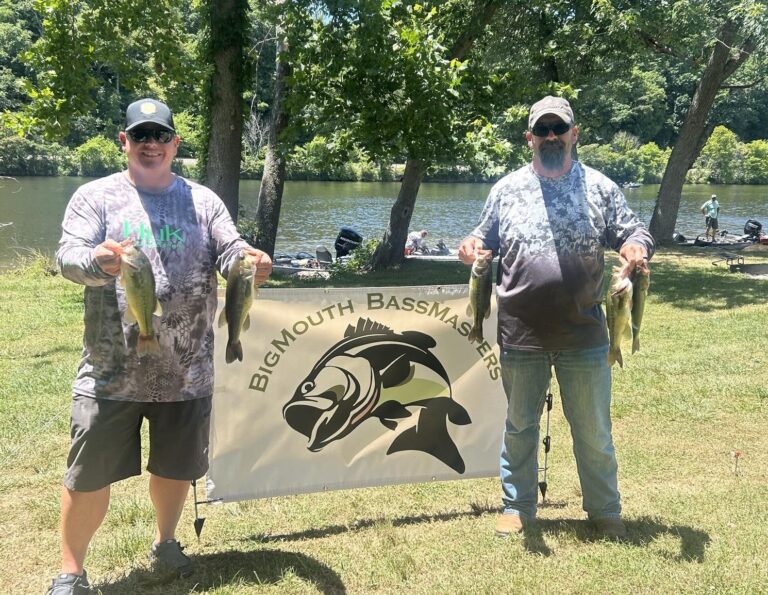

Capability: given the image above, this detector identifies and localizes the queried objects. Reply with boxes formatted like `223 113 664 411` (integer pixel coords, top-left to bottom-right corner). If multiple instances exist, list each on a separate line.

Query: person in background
48 98 272 595
700 194 720 241
458 95 654 541
404 229 429 255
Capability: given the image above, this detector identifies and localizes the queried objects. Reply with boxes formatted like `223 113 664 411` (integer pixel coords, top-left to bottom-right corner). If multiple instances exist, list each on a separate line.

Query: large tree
647 5 765 243
287 0 503 269
198 0 250 220
252 20 290 256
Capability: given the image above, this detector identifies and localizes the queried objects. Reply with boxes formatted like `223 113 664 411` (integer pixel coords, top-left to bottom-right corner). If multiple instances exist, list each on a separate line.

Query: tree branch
721 77 764 90
448 0 503 61
637 31 678 58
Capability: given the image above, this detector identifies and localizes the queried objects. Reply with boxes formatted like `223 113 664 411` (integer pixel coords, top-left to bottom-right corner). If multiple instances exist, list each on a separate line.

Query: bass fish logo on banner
283 317 471 473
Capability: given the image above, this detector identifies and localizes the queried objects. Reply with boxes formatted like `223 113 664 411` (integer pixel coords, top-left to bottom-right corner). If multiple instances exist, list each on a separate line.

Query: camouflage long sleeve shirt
470 162 655 351
57 173 249 402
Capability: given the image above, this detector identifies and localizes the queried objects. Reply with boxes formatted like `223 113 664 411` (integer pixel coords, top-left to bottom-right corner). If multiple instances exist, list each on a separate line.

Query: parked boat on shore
673 218 766 250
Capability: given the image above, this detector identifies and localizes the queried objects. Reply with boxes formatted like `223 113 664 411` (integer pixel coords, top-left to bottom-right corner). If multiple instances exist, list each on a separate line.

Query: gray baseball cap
528 96 575 128
125 98 175 132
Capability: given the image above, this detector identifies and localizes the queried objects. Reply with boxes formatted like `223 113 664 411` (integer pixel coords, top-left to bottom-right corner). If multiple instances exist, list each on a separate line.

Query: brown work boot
592 517 627 541
495 512 524 537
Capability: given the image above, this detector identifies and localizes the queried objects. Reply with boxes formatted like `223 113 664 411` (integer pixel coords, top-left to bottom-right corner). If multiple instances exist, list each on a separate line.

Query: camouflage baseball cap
528 96 575 128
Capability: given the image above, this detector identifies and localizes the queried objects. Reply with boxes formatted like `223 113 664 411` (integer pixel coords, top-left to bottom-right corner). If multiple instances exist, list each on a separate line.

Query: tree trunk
253 30 290 257
369 158 426 269
204 0 248 221
368 0 501 270
649 22 754 244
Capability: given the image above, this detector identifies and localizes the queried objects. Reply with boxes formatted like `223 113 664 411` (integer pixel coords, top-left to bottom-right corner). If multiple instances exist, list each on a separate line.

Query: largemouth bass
119 244 162 357
606 267 633 368
284 317 471 473
218 251 257 363
467 251 493 343
631 269 650 354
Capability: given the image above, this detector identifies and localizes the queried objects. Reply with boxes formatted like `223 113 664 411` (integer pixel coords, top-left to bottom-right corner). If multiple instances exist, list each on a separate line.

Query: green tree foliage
695 125 740 184
579 68 667 144
20 0 196 137
287 1 508 166
0 0 36 112
580 132 671 185
74 136 125 176
0 125 66 175
634 142 670 184
170 111 203 159
741 139 768 184
689 125 768 184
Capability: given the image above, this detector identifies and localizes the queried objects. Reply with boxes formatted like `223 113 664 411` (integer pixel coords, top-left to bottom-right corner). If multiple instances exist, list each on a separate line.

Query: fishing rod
538 386 554 501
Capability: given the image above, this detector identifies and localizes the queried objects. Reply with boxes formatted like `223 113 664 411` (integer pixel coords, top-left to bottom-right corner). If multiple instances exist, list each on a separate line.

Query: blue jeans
499 345 621 520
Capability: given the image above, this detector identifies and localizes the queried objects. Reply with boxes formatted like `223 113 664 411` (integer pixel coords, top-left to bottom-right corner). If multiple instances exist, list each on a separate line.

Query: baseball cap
125 98 175 132
528 96 575 128
711 194 717 198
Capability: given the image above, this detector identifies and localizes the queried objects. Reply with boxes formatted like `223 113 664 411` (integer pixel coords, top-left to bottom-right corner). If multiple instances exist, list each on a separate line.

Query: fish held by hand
467 251 493 343
631 268 650 354
119 243 162 357
219 251 257 363
606 267 633 368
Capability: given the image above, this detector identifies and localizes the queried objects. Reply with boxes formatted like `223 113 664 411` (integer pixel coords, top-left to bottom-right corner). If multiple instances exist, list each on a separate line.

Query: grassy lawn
1 249 767 594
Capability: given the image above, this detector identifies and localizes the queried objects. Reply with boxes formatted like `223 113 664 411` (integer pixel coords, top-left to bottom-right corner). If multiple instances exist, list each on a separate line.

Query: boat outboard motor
334 226 363 258
744 219 762 240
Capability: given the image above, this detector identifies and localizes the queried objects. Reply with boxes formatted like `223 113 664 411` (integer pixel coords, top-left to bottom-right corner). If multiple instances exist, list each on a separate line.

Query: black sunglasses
127 128 175 144
531 122 571 137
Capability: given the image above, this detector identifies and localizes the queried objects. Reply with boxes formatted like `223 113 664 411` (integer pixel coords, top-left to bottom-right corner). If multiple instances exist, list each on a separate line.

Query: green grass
1 249 767 594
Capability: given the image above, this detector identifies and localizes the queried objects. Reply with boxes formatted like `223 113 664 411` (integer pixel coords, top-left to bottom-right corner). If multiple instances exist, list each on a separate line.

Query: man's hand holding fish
242 246 273 286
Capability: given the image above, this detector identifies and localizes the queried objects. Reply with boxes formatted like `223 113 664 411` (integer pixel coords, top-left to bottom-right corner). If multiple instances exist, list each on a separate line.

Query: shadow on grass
249 502 498 544
96 549 346 594
527 515 710 561
612 251 768 312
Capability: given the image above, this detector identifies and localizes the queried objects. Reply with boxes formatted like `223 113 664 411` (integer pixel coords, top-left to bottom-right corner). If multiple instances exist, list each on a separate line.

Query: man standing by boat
701 194 720 241
458 95 654 541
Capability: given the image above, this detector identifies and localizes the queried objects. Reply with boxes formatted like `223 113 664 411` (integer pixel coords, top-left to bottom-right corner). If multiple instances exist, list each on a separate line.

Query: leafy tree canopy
15 0 198 138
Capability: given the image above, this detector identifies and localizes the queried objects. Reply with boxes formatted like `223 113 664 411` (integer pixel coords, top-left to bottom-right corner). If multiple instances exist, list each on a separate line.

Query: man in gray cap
48 98 272 594
459 96 654 541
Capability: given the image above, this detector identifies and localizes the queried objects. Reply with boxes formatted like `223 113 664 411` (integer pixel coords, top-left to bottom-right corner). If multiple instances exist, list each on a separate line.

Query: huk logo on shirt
282 317 471 473
122 221 185 250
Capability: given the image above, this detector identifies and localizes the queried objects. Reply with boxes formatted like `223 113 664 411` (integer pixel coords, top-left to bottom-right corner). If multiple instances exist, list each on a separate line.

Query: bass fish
467 251 493 342
606 267 633 368
119 244 162 357
283 317 471 473
631 269 650 354
218 251 257 363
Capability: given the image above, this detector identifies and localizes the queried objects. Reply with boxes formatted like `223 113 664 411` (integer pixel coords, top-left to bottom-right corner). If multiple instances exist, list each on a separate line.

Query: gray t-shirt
470 162 655 351
57 172 248 402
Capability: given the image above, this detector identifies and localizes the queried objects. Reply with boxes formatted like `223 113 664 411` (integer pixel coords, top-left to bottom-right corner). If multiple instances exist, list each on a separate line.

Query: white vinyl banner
207 285 506 502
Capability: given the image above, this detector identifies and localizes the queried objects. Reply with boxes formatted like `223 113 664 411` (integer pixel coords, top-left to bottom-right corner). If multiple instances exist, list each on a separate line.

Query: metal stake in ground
538 389 554 501
192 479 206 538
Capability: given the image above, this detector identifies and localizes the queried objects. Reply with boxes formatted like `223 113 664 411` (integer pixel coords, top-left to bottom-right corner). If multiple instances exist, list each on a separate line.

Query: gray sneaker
149 539 195 578
47 570 90 594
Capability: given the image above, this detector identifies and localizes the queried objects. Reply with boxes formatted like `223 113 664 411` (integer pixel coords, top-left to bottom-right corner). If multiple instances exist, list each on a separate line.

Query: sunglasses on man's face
127 128 175 144
531 122 572 137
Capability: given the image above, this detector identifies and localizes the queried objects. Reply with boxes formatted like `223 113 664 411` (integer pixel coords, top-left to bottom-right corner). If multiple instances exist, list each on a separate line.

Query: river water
0 176 765 267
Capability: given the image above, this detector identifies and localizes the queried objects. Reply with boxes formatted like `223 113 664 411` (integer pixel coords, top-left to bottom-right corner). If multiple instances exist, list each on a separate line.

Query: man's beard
539 141 566 171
